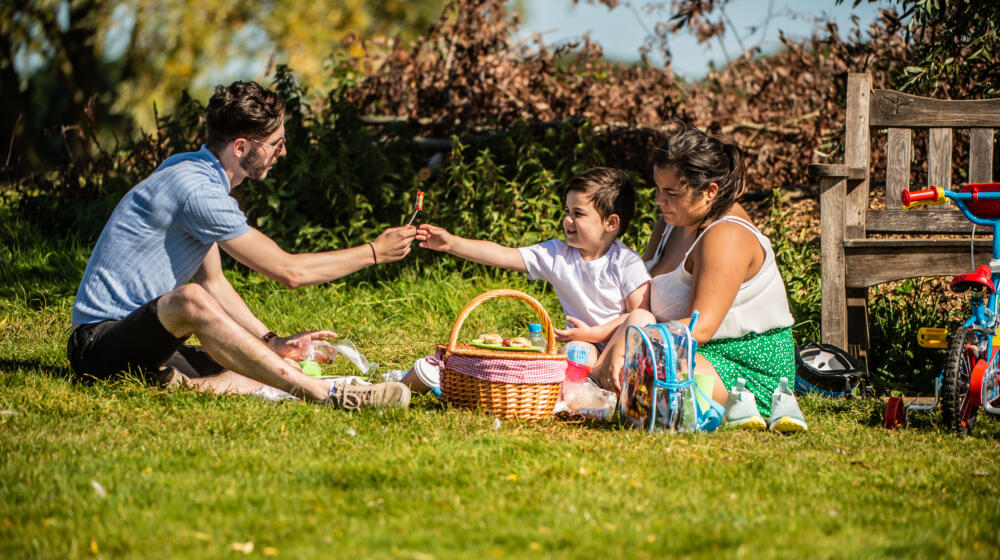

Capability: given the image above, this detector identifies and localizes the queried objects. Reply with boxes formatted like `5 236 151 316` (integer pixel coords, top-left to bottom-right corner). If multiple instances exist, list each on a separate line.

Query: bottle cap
528 323 542 333
566 343 589 365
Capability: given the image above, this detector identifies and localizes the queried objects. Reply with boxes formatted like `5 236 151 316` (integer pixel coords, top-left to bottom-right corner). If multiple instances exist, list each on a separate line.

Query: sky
514 0 893 78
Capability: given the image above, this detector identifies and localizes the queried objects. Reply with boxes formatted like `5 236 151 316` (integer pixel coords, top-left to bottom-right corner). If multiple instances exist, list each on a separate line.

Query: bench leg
846 287 870 376
820 177 848 351
820 284 848 349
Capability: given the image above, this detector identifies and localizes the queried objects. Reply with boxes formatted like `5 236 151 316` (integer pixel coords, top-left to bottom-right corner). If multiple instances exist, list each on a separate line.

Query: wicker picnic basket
438 289 566 420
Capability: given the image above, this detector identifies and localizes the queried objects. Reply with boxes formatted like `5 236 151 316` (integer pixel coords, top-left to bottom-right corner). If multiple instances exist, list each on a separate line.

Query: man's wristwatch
262 331 278 344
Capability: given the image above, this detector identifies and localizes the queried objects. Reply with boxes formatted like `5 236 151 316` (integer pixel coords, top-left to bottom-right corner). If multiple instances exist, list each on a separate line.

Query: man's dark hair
652 123 746 226
562 167 636 238
205 81 286 151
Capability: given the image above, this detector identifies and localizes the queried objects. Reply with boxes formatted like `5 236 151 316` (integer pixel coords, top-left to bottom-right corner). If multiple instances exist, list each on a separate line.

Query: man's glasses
250 136 286 151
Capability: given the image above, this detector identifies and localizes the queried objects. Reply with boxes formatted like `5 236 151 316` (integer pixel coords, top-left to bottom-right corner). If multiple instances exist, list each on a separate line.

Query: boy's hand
415 224 528 272
416 224 453 252
372 225 416 263
553 316 595 343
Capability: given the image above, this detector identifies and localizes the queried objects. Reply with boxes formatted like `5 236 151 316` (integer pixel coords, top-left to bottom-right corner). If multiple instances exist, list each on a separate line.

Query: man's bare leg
185 370 267 394
185 357 310 395
156 284 330 401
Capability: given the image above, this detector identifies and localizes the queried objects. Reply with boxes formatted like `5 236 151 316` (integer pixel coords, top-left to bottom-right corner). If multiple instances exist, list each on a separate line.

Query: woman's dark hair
205 81 285 151
652 123 746 225
562 167 636 238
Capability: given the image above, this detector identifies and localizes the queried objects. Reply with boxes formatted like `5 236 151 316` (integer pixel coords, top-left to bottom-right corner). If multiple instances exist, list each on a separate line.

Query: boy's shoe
723 378 767 430
768 377 808 433
326 381 411 410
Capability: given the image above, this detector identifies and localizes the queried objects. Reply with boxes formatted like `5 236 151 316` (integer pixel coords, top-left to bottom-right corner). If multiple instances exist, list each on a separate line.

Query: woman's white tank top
648 216 794 340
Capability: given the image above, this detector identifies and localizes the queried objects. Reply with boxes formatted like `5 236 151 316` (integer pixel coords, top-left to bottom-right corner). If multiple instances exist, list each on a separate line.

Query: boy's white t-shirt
518 239 651 327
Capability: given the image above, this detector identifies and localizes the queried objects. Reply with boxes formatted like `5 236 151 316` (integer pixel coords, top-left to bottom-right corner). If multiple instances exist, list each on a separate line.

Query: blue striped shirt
72 146 250 324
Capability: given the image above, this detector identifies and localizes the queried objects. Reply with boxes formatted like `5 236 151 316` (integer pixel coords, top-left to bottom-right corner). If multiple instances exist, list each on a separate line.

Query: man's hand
371 225 416 264
269 330 338 360
553 316 596 343
415 224 454 252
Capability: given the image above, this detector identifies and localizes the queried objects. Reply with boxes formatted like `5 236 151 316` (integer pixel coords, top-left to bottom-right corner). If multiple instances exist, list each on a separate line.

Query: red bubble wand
406 191 425 226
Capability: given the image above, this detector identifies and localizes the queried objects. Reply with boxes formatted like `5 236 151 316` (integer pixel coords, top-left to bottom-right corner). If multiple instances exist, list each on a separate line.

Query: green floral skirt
699 327 796 417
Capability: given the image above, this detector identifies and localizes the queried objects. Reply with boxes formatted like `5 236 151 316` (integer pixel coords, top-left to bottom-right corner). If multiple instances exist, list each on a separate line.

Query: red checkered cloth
430 352 565 384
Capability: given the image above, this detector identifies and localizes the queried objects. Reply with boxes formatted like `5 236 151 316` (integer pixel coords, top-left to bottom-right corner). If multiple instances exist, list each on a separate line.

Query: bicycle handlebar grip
901 187 945 209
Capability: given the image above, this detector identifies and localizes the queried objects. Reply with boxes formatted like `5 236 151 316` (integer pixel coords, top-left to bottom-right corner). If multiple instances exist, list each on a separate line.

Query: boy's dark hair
562 167 636 237
205 81 286 151
652 123 746 225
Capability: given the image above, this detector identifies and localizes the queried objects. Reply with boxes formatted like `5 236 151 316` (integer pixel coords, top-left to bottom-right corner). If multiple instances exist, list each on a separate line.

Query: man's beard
239 148 271 180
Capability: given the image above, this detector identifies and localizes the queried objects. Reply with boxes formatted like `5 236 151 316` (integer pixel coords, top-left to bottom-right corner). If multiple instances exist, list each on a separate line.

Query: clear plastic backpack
619 313 724 432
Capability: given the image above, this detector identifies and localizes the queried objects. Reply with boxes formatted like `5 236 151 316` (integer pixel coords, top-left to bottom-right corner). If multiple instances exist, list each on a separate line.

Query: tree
846 0 1000 98
647 0 999 98
1 0 447 173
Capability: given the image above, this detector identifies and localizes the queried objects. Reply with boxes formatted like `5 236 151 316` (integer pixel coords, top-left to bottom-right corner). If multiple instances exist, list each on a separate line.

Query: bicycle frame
903 185 1000 416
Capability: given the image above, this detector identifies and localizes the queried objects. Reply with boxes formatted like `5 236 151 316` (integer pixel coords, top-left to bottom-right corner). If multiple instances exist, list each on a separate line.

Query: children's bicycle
884 183 1000 435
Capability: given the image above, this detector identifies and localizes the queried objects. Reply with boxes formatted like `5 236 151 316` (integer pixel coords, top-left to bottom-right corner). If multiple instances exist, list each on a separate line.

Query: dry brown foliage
343 0 990 193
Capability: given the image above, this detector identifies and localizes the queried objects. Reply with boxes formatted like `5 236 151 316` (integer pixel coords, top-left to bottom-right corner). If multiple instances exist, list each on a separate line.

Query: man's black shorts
67 297 224 382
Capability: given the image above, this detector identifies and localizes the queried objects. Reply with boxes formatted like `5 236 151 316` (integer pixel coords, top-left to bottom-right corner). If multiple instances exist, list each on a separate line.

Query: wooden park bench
808 72 1000 371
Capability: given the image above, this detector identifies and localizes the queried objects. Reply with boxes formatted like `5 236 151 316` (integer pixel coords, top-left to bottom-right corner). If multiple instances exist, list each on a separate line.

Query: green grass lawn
2 225 1000 559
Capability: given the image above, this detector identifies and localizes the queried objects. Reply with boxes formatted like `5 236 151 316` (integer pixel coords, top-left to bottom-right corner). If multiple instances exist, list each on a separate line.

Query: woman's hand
268 330 338 360
415 224 454 252
552 316 597 343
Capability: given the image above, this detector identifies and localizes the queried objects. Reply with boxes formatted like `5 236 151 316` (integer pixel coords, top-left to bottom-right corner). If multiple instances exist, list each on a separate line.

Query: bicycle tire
941 327 980 436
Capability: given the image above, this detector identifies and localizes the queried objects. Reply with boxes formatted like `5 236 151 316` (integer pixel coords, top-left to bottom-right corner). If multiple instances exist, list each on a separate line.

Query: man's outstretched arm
219 225 416 289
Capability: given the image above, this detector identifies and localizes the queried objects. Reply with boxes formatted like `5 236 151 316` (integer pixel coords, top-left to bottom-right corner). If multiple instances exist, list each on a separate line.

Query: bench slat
865 209 989 233
843 238 990 249
807 163 867 179
845 73 873 238
845 241 993 288
970 128 996 183
886 128 911 209
928 128 953 203
870 89 1000 127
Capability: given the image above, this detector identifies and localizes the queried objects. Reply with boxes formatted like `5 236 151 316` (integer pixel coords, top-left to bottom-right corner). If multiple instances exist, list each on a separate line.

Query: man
67 81 414 409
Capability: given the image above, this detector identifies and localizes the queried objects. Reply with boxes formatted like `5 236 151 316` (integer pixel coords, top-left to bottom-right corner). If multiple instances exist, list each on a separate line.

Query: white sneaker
768 377 808 433
723 378 766 430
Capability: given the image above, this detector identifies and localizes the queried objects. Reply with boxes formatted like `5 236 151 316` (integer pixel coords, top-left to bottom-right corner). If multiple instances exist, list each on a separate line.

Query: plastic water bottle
527 323 545 348
304 340 338 363
564 341 592 383
381 369 407 382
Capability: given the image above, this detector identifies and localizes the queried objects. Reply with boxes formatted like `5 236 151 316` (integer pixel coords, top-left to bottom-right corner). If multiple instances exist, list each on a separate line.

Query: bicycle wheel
941 327 980 436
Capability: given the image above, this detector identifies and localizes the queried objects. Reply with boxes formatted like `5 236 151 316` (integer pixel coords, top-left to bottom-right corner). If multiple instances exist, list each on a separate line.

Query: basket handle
446 289 558 354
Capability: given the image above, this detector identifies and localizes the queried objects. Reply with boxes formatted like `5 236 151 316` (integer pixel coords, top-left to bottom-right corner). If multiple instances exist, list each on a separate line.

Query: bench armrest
808 164 867 179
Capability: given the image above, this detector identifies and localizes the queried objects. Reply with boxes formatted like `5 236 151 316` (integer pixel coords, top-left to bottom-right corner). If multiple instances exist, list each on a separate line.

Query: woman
592 125 804 431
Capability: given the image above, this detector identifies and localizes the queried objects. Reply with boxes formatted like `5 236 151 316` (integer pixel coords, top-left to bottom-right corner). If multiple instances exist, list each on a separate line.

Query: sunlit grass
2 216 999 559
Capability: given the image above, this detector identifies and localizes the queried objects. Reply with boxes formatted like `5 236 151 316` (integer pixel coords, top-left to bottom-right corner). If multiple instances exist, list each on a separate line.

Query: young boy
415 167 650 368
